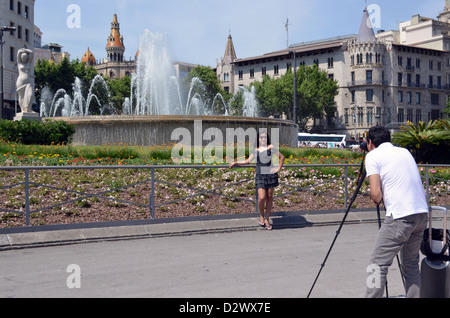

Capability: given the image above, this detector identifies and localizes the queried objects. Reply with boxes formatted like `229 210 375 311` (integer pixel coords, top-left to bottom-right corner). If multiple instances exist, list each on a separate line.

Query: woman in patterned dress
229 131 285 230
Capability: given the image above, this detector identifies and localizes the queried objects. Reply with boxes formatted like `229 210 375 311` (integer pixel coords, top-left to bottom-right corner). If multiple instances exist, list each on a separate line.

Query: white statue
16 48 34 113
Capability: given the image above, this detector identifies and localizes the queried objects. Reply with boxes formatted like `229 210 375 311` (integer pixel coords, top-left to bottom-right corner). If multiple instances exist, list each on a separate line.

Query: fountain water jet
40 75 113 117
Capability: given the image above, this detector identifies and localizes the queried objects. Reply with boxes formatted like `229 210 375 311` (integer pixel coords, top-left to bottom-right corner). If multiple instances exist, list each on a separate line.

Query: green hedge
0 119 75 145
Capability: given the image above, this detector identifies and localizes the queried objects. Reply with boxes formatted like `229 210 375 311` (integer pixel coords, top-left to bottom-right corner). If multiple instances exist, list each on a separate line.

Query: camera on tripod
360 142 368 152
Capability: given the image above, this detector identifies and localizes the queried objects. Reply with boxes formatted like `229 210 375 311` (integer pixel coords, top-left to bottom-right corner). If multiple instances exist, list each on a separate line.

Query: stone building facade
0 0 35 119
217 4 450 138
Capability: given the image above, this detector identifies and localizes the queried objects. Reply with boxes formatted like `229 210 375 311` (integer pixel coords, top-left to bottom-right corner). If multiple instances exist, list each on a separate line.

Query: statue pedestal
13 112 41 122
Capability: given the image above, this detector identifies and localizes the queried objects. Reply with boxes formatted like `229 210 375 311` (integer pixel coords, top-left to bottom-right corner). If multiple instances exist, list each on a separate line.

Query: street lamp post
0 26 16 120
354 101 358 143
290 51 298 126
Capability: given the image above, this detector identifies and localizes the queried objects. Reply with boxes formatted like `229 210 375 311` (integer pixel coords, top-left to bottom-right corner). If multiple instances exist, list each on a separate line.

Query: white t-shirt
365 142 428 219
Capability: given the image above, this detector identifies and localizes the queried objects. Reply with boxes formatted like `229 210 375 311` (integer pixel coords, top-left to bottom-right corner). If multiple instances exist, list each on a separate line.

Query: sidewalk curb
0 209 385 251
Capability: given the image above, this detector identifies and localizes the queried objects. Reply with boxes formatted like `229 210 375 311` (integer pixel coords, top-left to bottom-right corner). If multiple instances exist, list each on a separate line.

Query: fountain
46 29 298 147
40 75 113 117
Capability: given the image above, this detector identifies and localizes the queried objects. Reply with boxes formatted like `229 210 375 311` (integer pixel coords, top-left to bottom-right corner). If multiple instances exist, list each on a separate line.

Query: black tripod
307 147 405 298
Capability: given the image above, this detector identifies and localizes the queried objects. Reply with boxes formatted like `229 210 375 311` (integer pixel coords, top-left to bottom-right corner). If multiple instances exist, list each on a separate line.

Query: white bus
298 133 346 148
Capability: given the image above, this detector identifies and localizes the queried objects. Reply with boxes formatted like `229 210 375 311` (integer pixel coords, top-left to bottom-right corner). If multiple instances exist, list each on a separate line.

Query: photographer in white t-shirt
364 125 429 298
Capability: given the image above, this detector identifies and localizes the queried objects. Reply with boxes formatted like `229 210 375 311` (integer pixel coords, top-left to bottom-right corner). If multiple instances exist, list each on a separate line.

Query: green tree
107 75 131 114
182 65 228 113
297 65 339 128
254 65 339 129
253 72 293 118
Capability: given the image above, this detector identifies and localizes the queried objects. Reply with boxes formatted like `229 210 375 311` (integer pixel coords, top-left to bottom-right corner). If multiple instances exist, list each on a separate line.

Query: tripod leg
307 168 367 298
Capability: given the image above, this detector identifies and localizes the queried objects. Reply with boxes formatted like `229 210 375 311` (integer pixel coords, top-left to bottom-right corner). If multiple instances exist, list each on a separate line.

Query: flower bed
0 142 448 228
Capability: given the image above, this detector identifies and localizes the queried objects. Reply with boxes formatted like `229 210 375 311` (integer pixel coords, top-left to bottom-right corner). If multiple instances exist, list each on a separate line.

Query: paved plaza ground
0 210 409 299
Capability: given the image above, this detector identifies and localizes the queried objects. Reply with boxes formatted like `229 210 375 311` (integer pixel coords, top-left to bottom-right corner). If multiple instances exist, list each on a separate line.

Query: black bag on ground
421 228 450 262
420 206 450 298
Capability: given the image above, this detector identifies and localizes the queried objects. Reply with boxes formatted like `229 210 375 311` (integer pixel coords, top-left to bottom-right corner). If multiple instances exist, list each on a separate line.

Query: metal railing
0 164 448 227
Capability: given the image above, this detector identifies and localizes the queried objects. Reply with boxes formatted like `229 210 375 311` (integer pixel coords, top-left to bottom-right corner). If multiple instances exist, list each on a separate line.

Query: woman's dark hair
367 126 391 148
256 130 271 148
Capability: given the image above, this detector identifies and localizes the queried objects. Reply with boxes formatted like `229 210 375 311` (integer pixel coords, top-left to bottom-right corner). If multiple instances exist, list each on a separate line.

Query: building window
366 89 374 102
274 65 279 75
407 109 413 122
398 73 403 86
367 107 373 125
416 109 422 123
262 67 266 76
398 91 403 103
24 5 29 19
416 58 421 69
351 90 355 103
10 0 14 11
9 22 15 36
398 56 403 66
250 69 254 78
18 25 22 39
375 53 381 64
431 93 439 105
357 108 364 126
25 29 29 42
10 47 15 62
429 60 433 70
407 92 412 104
344 108 349 125
238 70 243 80
328 57 333 68
366 70 372 84
416 74 421 87
415 92 421 104
398 108 404 122
224 73 229 82
17 1 22 15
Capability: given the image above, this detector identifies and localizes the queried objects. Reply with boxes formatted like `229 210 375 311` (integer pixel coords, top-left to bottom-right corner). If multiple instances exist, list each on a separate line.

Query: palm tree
392 119 450 163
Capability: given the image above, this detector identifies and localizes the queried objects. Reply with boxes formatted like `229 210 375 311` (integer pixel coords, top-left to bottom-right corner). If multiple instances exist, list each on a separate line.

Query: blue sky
35 0 445 67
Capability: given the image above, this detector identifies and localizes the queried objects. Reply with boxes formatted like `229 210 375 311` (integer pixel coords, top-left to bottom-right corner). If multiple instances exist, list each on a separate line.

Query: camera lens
360 142 368 152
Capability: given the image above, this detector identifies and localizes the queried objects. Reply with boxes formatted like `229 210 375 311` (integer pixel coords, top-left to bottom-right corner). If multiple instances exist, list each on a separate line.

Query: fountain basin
54 115 298 147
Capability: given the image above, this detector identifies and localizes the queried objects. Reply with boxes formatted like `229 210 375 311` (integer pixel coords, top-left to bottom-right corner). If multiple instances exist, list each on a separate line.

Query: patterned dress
253 148 279 190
